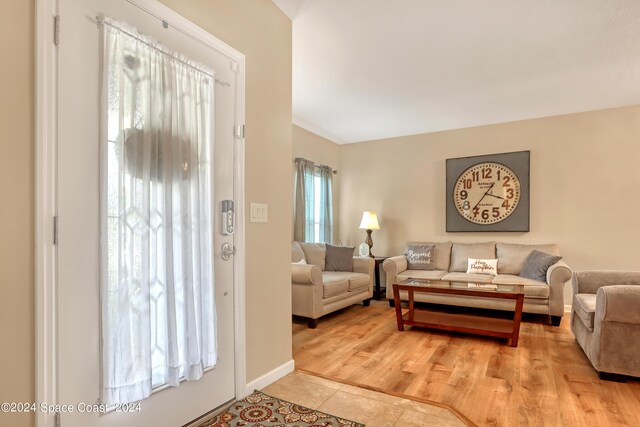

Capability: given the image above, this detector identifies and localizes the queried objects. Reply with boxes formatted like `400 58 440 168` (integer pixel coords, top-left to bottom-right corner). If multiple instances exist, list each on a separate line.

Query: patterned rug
197 391 365 427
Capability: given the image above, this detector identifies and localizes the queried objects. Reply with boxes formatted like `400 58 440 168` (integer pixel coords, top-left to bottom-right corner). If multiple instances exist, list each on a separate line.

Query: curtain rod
294 157 338 174
95 13 231 87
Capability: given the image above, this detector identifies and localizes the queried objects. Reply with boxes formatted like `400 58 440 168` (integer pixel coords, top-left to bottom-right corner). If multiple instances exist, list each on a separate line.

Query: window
293 158 333 243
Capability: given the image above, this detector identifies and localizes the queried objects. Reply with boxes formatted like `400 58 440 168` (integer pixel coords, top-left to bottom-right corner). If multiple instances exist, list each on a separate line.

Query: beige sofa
383 242 572 325
292 242 375 328
571 271 640 379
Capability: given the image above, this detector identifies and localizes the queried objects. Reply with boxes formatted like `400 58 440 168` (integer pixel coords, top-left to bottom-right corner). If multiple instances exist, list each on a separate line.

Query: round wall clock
453 162 521 224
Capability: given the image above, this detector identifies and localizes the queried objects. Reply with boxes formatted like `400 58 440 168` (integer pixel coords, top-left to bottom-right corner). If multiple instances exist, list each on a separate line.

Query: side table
373 256 389 300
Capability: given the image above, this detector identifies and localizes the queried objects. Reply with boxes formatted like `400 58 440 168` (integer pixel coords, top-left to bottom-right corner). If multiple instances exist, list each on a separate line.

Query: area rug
197 391 365 427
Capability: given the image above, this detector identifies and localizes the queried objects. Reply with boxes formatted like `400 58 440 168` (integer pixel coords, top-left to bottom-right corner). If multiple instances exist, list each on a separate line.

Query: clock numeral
502 199 510 209
472 207 480 217
462 201 470 211
463 179 472 189
482 167 492 179
472 171 480 182
503 176 511 187
481 209 489 220
492 207 500 218
459 190 468 200
497 170 501 180
506 188 514 199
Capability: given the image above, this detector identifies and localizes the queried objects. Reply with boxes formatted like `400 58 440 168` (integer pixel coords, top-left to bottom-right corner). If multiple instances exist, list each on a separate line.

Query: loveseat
383 242 572 325
291 242 375 328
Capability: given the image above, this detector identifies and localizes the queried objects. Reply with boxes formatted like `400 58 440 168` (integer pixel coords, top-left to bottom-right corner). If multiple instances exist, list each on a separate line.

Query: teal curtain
317 165 333 244
293 158 333 243
294 158 315 242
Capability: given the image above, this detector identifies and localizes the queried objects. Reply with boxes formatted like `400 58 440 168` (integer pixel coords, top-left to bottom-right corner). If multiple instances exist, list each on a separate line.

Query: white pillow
294 259 307 265
466 258 498 276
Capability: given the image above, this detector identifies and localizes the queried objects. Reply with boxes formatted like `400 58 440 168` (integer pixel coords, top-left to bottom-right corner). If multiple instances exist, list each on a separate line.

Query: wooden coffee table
392 278 525 347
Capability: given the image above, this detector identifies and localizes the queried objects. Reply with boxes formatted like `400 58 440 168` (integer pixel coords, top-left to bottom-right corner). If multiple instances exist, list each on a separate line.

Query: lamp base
365 229 374 258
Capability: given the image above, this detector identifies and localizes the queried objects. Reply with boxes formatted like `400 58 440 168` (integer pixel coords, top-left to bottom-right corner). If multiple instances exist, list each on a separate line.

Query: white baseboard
240 359 295 398
565 304 572 314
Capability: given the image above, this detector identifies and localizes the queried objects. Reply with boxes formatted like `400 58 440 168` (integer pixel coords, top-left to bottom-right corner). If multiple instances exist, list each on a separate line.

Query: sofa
571 271 640 379
383 242 572 325
291 242 375 328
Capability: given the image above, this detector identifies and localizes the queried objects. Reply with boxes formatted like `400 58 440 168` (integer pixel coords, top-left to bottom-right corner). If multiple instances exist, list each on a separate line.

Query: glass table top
397 278 525 294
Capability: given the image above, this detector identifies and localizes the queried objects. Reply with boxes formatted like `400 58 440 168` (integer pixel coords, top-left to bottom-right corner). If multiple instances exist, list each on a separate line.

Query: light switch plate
250 203 268 223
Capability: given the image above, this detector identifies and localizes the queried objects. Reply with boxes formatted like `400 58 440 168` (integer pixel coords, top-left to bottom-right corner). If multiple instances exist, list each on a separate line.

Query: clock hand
472 182 495 210
486 192 504 200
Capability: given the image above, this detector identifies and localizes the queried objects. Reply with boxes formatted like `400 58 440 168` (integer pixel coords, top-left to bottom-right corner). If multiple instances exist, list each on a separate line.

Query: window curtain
101 17 217 405
293 157 333 243
293 158 315 242
317 165 333 243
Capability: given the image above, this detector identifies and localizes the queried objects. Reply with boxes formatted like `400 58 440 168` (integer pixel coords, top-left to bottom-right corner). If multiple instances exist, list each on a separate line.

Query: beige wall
339 105 640 304
0 3 290 426
158 0 292 382
292 125 341 243
0 1 34 427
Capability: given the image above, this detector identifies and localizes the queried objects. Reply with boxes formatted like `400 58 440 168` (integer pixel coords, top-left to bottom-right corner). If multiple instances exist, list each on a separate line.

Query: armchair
571 270 640 379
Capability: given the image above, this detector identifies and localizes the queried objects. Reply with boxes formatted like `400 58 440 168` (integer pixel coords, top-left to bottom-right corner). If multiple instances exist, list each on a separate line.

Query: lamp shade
359 211 380 230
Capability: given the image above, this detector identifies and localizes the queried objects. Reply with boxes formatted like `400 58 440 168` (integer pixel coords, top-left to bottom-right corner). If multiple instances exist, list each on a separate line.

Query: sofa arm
382 255 408 288
572 270 640 295
596 285 640 325
292 263 322 285
547 260 572 317
353 257 375 293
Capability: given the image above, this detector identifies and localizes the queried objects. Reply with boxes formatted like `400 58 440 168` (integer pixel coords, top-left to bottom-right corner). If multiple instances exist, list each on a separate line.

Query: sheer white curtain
100 17 217 405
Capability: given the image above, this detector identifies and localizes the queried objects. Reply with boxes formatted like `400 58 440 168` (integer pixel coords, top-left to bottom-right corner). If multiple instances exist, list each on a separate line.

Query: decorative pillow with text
406 245 436 270
466 258 498 275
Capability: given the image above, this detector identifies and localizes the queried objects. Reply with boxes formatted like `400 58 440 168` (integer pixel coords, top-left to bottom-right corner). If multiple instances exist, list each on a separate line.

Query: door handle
221 242 236 261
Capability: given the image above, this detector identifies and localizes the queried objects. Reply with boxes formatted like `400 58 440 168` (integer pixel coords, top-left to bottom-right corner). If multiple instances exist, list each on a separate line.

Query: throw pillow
294 259 307 265
466 258 498 275
325 244 355 272
520 250 562 282
406 244 436 270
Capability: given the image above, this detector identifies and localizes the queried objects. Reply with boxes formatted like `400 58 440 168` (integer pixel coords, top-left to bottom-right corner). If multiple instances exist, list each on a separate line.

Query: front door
56 0 240 425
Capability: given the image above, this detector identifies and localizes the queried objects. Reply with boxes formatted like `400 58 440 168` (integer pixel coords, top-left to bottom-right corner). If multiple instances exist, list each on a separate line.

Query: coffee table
392 278 525 347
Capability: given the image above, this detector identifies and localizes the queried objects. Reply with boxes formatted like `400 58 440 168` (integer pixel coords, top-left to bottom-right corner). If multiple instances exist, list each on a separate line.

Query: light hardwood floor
292 301 640 427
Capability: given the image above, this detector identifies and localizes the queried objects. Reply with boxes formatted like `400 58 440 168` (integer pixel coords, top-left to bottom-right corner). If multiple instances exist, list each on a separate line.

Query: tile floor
262 371 467 427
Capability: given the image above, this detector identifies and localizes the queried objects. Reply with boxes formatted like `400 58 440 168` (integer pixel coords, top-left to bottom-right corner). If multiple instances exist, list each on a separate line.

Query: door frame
35 1 247 426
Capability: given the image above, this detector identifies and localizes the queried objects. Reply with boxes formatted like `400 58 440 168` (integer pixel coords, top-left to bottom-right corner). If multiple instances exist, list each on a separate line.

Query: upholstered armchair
571 271 640 379
291 242 374 328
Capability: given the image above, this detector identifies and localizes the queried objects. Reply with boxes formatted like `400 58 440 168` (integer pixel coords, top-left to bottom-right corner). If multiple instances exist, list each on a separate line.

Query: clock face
453 162 521 224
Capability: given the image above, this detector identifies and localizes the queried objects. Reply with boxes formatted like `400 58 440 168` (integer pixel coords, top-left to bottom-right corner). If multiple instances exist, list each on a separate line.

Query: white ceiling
274 0 640 144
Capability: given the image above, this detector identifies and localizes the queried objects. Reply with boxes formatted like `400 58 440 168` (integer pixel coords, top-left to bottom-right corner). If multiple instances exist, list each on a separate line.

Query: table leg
408 290 414 322
511 294 524 347
393 285 404 331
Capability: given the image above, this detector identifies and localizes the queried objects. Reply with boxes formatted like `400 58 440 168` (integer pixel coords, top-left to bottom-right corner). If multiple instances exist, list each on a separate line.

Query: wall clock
446 151 530 232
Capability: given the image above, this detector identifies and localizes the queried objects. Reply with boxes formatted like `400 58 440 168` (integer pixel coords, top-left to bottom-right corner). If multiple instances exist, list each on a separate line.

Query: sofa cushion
496 243 559 274
325 244 355 272
406 244 436 270
292 241 306 263
441 272 494 284
520 250 562 282
450 242 496 272
492 274 549 298
466 258 498 276
321 272 350 298
407 241 452 271
398 270 448 281
573 293 596 331
299 242 326 271
335 272 370 291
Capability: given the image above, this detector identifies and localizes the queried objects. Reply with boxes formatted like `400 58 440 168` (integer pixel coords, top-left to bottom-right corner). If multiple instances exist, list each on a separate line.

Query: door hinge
53 216 58 245
234 124 245 139
54 15 60 46
54 411 61 427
